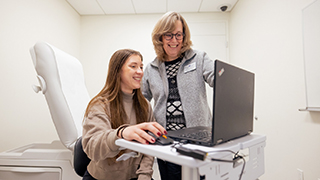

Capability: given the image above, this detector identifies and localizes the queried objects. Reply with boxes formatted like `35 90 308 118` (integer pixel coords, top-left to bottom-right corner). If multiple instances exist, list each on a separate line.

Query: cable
236 155 246 180
174 146 246 180
208 150 246 180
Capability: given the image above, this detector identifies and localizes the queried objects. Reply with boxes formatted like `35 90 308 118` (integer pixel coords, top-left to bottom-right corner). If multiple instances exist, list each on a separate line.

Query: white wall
1 0 320 179
0 1 229 153
0 0 80 152
79 13 230 97
0 1 230 152
80 14 160 96
229 0 320 179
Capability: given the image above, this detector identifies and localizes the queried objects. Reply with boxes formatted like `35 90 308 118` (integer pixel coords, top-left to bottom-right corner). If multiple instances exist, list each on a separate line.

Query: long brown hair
84 49 149 128
152 11 193 62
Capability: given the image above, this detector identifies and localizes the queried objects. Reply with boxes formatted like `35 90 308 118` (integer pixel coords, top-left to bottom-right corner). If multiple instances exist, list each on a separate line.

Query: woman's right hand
118 122 167 144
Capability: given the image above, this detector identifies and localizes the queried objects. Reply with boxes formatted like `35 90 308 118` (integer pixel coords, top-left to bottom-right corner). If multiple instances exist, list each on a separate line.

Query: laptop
167 59 255 147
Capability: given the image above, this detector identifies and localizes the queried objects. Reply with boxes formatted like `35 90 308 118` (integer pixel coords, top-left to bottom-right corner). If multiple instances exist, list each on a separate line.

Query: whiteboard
301 0 320 111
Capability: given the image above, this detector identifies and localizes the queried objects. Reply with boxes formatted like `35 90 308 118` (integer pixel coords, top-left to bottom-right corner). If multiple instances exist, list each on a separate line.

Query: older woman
142 11 214 180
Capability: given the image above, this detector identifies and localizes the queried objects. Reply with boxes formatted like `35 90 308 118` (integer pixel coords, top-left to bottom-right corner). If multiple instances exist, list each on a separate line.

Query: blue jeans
82 170 96 180
157 158 181 180
157 159 206 180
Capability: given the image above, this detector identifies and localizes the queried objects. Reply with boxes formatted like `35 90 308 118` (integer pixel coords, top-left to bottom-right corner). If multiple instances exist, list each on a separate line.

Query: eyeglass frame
162 32 185 40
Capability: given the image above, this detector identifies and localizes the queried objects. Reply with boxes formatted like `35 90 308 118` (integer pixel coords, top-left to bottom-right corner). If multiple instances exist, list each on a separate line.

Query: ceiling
66 0 239 15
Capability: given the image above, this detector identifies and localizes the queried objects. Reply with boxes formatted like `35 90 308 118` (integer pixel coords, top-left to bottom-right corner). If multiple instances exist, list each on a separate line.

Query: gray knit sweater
142 49 214 129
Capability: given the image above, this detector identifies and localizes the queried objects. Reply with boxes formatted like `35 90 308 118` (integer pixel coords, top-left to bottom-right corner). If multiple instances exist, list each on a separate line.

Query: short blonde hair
152 11 192 62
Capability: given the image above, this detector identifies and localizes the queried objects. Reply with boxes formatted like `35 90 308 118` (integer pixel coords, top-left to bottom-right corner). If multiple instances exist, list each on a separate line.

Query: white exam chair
0 42 90 180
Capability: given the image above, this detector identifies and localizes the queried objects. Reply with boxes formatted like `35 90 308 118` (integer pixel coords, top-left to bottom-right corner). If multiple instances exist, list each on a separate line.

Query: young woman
142 11 214 180
82 49 167 180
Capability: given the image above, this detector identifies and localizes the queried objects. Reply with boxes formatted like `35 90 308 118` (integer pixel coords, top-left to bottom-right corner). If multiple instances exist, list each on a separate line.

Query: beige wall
0 0 80 152
229 0 320 179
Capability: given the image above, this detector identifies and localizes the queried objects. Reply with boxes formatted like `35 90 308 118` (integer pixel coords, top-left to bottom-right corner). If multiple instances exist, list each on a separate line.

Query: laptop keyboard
179 130 212 141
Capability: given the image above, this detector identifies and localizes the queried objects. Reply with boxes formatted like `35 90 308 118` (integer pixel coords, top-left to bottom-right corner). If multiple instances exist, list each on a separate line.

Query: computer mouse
147 131 174 145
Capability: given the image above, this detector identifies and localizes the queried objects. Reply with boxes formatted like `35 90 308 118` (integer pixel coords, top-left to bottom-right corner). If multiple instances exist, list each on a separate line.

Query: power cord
209 151 246 180
173 145 246 180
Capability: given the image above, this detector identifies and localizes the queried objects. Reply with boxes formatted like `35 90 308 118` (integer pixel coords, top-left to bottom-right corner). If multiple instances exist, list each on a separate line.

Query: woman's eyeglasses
163 32 185 40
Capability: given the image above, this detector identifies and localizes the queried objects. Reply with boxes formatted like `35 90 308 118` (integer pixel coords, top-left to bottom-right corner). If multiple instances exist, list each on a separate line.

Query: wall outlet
297 169 304 180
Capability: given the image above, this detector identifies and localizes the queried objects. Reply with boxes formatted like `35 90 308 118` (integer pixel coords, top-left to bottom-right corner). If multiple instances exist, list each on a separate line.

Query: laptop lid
212 59 254 145
167 60 255 147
